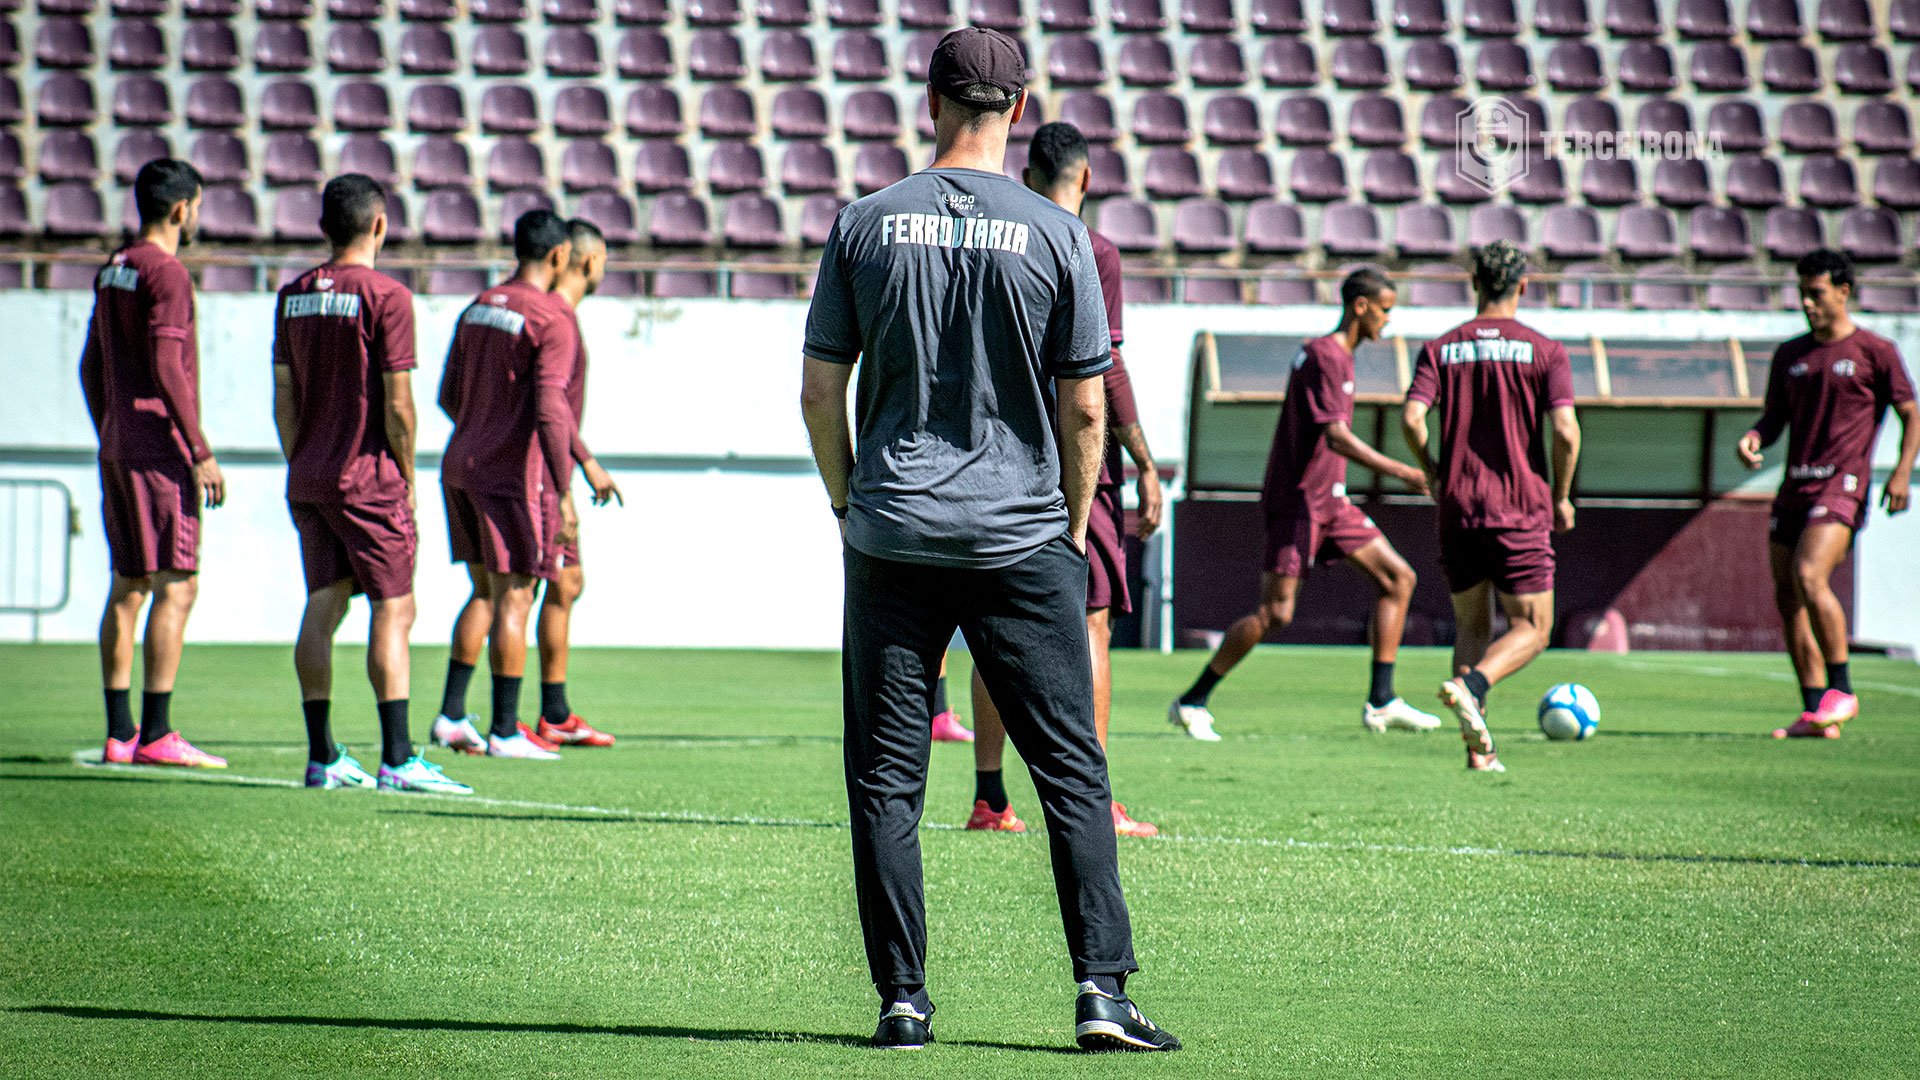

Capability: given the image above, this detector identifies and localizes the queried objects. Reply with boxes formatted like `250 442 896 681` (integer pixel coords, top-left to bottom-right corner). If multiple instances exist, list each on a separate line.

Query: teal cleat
305 747 376 790
377 755 473 795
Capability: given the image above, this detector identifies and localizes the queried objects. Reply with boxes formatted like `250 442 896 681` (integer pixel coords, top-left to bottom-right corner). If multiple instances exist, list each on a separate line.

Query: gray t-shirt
804 166 1113 568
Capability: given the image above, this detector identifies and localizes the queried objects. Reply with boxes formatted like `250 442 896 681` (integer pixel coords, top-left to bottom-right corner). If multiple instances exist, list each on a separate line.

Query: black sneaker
872 1000 934 1050
1074 983 1181 1052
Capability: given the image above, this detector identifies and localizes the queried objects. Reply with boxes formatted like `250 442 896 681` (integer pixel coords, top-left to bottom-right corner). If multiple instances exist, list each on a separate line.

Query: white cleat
431 714 487 756
486 733 561 760
1167 701 1222 742
1438 678 1505 772
1362 696 1444 733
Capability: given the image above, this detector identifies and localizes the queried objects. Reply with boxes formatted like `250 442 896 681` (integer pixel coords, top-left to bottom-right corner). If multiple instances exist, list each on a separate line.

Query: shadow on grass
8 1005 1077 1054
376 807 844 829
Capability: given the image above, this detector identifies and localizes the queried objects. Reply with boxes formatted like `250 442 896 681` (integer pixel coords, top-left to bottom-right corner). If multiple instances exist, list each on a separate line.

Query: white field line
1602 656 1920 699
60 751 1918 870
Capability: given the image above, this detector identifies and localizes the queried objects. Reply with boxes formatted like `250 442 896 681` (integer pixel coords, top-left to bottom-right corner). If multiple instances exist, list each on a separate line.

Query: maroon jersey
438 280 577 500
1751 328 1916 504
1089 230 1138 488
1260 335 1357 520
1408 317 1576 531
273 263 418 503
78 240 211 466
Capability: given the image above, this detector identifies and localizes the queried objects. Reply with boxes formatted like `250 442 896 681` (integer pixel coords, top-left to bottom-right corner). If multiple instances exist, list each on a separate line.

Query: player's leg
432 486 490 752
1769 540 1825 705
130 570 224 767
1088 606 1156 838
1438 580 1504 772
965 665 1023 831
841 545 952 1041
98 573 150 760
483 569 554 758
930 651 972 742
533 560 612 746
1792 521 1859 727
294 578 374 787
1344 535 1440 732
442 564 491 712
1170 573 1298 740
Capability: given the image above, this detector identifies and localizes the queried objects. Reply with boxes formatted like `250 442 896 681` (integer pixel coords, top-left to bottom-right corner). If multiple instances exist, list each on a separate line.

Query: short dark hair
939 85 1015 130
565 218 605 267
133 159 203 227
513 209 572 264
1471 240 1530 302
1340 266 1394 307
1027 122 1090 190
319 173 386 247
1796 248 1855 293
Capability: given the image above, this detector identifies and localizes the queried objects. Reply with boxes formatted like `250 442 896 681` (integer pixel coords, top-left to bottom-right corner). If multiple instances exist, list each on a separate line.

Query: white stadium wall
1 292 1917 651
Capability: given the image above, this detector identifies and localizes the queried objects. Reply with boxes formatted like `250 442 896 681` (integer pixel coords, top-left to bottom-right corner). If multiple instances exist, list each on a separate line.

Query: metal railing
0 479 77 628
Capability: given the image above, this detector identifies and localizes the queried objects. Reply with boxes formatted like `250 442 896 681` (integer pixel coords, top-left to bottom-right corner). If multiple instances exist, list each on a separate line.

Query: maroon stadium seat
1464 0 1522 35
1546 41 1607 91
401 0 458 17
1853 101 1914 155
407 83 466 133
488 138 549 191
1347 95 1406 147
400 27 458 74
616 29 674 78
798 193 847 245
333 80 393 132
1535 0 1591 34
1676 0 1734 36
555 86 611 137
254 24 315 72
1871 156 1920 208
771 87 828 138
472 27 531 75
1689 205 1753 260
499 191 557 241
1143 146 1204 199
36 18 94 69
687 0 742 22
112 75 172 126
1857 269 1920 313
546 0 602 21
1615 205 1680 259
1468 203 1528 247
1797 154 1860 207
1726 154 1787 207
273 188 325 242
1779 101 1841 153
899 0 953 28
1320 203 1385 256
1131 93 1189 143
1182 0 1237 31
707 141 767 193
648 192 712 246
1509 153 1568 203
182 21 238 71
1393 203 1456 257
832 33 890 81
108 20 166 71
968 0 1026 30
338 134 399 187
1707 99 1767 152
1764 206 1825 258
1690 42 1749 91
853 144 909 195
1761 43 1821 93
780 142 840 194
38 130 98 184
1474 41 1535 90
1048 36 1106 86
113 130 170 184
198 185 259 241
625 86 682 137
1396 0 1452 33
189 131 249 185
842 89 901 140
1275 95 1334 146
1540 205 1605 259
634 140 694 192
1085 145 1130 196
329 24 386 74
422 189 485 242
1618 41 1678 92
1189 37 1247 86
688 29 746 79
1095 198 1158 251
1746 0 1805 39
1061 92 1118 142
1817 0 1875 38
1259 37 1318 87
722 193 786 247
42 182 107 237
1839 205 1903 261
574 191 640 244
1653 160 1712 209
1403 39 1464 90
471 0 526 17
1893 0 1920 37
184 77 244 128
546 28 603 76
261 81 321 131
413 137 474 189
1606 0 1663 36
760 30 819 80
1110 0 1166 30
1334 39 1392 89
259 0 315 16
1243 199 1308 253
758 0 809 22
1833 43 1894 94
1287 148 1347 202
1250 0 1307 32
1322 0 1380 35
330 0 386 13
698 86 757 138
829 0 882 24
1215 148 1276 200
1360 150 1421 202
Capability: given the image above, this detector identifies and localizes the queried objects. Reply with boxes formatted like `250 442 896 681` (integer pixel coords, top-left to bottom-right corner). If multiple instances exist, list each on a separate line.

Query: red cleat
537 714 615 747
964 800 1026 832
1773 717 1842 739
1111 802 1159 838
103 735 138 765
517 721 562 753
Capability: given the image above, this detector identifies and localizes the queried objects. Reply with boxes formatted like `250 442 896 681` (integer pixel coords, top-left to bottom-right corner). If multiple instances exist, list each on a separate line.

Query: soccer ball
1538 683 1600 741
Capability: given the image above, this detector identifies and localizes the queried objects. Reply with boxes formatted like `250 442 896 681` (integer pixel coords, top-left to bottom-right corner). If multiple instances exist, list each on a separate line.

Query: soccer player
964 120 1167 838
271 173 470 795
1168 267 1440 744
429 210 579 761
1739 249 1917 738
79 159 228 769
1401 241 1581 773
529 217 622 749
800 28 1177 1052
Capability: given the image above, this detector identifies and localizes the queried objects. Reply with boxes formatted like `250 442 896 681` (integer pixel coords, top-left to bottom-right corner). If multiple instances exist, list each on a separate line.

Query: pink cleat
103 736 138 765
131 732 227 769
1112 802 1159 838
1805 690 1858 729
964 800 1026 832
930 710 974 743
1773 717 1842 739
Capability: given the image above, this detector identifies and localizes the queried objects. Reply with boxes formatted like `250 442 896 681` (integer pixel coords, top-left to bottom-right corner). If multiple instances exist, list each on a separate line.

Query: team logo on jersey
489 293 509 305
1832 359 1856 377
316 276 334 291
97 265 140 291
1843 474 1858 492
1342 380 1355 395
1789 362 1810 377
1810 505 1830 518
942 193 976 212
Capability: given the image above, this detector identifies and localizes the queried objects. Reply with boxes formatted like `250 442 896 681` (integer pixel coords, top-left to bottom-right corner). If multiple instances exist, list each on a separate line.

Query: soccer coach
800 27 1179 1054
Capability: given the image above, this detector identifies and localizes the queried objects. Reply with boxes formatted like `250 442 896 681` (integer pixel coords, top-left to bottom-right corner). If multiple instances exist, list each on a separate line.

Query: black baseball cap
927 26 1025 109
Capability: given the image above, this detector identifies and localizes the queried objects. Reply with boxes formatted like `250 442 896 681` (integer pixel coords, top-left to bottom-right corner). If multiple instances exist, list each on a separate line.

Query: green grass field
2 643 1917 1078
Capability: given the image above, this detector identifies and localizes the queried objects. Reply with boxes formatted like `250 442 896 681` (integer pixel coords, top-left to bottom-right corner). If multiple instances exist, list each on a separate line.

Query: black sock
1462 669 1491 709
932 675 950 716
139 691 173 745
440 659 475 719
302 699 336 764
884 984 931 1013
1367 661 1396 708
377 698 412 768
1801 685 1826 712
1180 666 1223 707
105 689 136 742
1084 973 1125 997
540 681 570 723
1825 663 1852 696
490 674 522 739
975 769 1009 813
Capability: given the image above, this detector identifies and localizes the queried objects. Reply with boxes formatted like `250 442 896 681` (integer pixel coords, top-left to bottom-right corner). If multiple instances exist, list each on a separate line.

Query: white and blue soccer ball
1538 683 1600 741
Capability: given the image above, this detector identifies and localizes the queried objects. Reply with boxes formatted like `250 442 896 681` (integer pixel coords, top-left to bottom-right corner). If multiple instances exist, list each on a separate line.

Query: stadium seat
1275 95 1334 146
1541 204 1605 259
108 20 166 71
1706 100 1767 152
1119 36 1177 87
1509 154 1567 203
43 183 107 237
798 193 847 245
401 0 458 18
1818 0 1875 36
1393 0 1451 33
329 24 386 74
413 138 474 189
901 31 944 78
1049 36 1106 85
337 135 399 187
617 29 674 78
1689 42 1749 91
1779 101 1841 153
1131 93 1190 143
1255 274 1316 305
698 86 757 139
1347 95 1406 147
560 140 617 192
546 28 603 76
1689 206 1753 260
258 0 314 16
1725 154 1786 207
187 131 248 185
1434 158 1495 204
555 86 612 137
1653 159 1711 208
1259 37 1319 87
1189 37 1247 86
1703 267 1781 311
423 189 486 241
1797 154 1859 207
1580 158 1639 205
575 190 641 244
1393 203 1456 257
1143 146 1204 199
112 75 172 126
687 30 746 79
1061 92 1118 142
771 87 828 139
1474 41 1535 90
780 142 839 194
853 144 908 195
1546 41 1607 91
1839 206 1902 261
1857 269 1920 313
399 27 458 74
760 30 818 80
426 268 491 295
1630 262 1696 310
1465 0 1522 35
407 83 466 133
1406 263 1471 307
1764 205 1825 258
1908 48 1920 92
1535 0 1592 34
1215 148 1276 200
842 89 900 140
1676 0 1735 36
1871 156 1920 209
833 33 891 80
1894 0 1920 38
498 191 557 239
1615 205 1680 259
115 0 170 13
968 0 1026 29
1618 41 1678 92
259 81 321 132
688 0 742 23
1171 197 1234 253
185 0 242 13
1182 0 1237 32
1203 95 1261 145
634 141 693 192
1746 0 1805 38
1854 101 1914 155
182 21 238 71
1403 39 1464 90
707 141 767 193
472 27 531 75
1418 94 1472 146
649 192 712 246
334 81 393 132
1468 203 1527 248
35 19 94 68
198 185 259 241
1040 0 1094 29
1360 150 1421 202
1109 0 1166 30
201 264 262 293
759 0 811 24
1250 0 1308 32
37 130 98 185
625 86 683 137
184 77 244 128
1320 202 1385 256
1323 0 1381 35
273 187 325 242
1833 43 1894 94
1096 198 1158 251
722 193 785 248
260 135 326 188
651 262 719 299
547 0 602 21
255 24 315 72
1761 43 1821 92
112 130 170 184
1182 274 1244 305
1286 148 1347 202
1334 39 1392 89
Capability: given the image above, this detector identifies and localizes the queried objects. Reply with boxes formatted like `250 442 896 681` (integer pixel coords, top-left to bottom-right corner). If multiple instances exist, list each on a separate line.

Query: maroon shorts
443 483 557 580
1085 485 1130 614
290 493 416 600
99 459 199 577
1262 498 1382 579
1440 526 1555 595
1769 492 1864 549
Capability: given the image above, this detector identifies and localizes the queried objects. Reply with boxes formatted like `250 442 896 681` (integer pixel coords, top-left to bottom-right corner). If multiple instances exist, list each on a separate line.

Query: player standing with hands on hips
800 27 1179 1053
1738 249 1917 739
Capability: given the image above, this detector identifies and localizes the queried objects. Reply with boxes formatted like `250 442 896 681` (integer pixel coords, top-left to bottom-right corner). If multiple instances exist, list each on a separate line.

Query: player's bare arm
1400 399 1437 491
1325 420 1429 495
580 458 622 507
79 314 106 435
800 355 855 534
1883 399 1919 514
1058 374 1106 551
1114 421 1164 538
1550 405 1581 533
272 364 299 462
381 369 417 510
